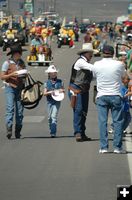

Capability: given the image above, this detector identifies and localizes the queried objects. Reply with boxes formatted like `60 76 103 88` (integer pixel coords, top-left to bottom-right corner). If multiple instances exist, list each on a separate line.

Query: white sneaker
50 134 56 138
113 149 126 154
70 45 75 49
125 125 132 134
99 149 108 154
108 128 113 134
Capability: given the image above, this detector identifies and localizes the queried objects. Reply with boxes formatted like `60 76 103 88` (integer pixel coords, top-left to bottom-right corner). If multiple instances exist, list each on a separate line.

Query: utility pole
42 0 45 12
7 0 11 15
80 8 83 23
33 0 35 17
54 0 56 12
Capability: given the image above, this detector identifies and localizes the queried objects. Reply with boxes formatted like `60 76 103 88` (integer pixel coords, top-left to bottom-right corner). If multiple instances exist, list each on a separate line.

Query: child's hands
124 91 132 97
52 90 55 95
59 88 65 93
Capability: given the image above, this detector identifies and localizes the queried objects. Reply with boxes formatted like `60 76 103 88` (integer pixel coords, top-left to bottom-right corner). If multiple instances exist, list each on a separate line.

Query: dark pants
68 84 89 135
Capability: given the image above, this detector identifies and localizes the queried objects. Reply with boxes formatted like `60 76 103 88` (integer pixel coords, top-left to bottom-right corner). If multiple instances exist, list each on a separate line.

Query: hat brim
7 48 27 56
102 52 114 56
77 49 95 55
45 68 59 73
119 51 127 56
51 91 64 101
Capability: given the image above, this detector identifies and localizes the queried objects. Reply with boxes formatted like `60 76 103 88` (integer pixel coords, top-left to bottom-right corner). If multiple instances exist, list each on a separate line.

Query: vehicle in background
27 45 53 67
57 34 74 48
96 21 113 30
2 36 19 51
0 22 27 46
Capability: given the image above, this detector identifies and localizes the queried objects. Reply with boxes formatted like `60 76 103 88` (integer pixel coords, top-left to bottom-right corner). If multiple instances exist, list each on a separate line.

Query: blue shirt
31 39 42 47
121 84 130 112
44 78 63 103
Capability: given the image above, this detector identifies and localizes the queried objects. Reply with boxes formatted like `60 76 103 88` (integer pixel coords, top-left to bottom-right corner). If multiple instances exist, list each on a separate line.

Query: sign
25 3 33 13
24 0 34 15
25 0 32 2
0 10 3 18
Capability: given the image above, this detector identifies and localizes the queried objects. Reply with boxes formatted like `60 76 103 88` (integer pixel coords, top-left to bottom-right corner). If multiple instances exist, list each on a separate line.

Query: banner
24 0 34 16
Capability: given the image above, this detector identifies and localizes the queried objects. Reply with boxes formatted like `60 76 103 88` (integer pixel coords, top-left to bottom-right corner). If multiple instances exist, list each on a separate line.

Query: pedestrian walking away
43 65 65 138
92 45 126 153
0 44 27 139
68 43 94 142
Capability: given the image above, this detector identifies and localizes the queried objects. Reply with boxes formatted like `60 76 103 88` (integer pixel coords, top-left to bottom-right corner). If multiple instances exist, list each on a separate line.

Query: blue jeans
5 86 24 129
96 95 124 150
122 111 131 131
47 101 61 135
68 84 89 135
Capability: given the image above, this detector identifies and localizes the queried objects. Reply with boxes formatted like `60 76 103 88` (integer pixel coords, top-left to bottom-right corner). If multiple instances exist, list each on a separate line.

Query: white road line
108 116 132 183
126 137 132 183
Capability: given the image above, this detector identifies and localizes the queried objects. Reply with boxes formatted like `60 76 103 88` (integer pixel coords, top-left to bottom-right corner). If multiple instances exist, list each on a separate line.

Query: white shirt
38 54 45 62
2 60 16 72
74 56 93 71
92 58 126 97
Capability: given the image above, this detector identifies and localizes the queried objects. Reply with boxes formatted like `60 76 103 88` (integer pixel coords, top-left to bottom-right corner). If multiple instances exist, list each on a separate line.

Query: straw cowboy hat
45 65 59 73
77 43 95 55
7 44 27 56
51 90 64 101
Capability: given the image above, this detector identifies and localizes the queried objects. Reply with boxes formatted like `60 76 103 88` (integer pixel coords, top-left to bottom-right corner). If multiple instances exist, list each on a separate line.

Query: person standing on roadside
0 45 27 139
68 43 94 142
92 45 126 153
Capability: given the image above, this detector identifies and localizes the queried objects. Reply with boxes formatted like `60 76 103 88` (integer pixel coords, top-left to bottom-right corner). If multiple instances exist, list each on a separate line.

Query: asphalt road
0 34 132 200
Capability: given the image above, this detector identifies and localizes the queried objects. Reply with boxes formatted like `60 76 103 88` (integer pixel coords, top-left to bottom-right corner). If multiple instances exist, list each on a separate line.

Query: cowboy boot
15 125 22 139
6 126 12 139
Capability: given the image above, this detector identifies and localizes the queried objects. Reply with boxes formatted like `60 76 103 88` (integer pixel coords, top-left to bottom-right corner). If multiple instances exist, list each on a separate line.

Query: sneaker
99 149 108 154
6 133 12 139
108 128 113 134
51 134 56 138
113 149 126 154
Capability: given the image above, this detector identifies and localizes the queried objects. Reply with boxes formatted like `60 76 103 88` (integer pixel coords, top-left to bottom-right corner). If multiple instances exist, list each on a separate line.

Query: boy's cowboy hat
51 90 64 101
45 65 59 73
77 43 95 55
7 45 27 56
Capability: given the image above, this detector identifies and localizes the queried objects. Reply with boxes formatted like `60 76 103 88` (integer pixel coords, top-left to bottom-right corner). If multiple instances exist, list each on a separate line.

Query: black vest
70 57 93 91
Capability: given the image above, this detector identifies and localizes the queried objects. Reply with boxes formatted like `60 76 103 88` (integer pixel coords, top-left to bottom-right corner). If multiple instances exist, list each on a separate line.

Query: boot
81 134 92 141
15 125 22 139
6 126 12 139
75 133 82 142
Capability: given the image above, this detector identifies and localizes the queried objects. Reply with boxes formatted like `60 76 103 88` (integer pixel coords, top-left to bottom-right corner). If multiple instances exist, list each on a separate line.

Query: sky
2 0 131 22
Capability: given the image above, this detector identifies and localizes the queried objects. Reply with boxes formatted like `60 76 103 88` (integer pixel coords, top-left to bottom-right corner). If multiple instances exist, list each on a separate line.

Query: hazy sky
6 0 130 22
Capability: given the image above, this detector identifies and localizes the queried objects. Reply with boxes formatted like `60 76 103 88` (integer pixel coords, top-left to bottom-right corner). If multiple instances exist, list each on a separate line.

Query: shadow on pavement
22 135 74 139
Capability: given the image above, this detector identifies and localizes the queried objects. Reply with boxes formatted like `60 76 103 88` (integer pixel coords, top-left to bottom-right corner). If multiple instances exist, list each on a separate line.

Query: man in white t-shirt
92 45 126 154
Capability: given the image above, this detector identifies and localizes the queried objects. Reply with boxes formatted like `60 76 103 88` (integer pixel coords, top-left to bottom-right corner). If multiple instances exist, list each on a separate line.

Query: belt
68 85 82 94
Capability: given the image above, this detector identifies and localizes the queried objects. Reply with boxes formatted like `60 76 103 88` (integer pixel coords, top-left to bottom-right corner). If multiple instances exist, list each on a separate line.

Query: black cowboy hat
7 44 27 56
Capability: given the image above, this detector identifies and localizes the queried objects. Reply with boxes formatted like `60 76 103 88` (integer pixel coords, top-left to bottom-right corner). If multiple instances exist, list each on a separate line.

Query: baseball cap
103 45 114 55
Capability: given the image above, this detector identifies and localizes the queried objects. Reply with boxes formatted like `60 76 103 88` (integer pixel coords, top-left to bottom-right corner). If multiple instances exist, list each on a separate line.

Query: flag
61 17 66 27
